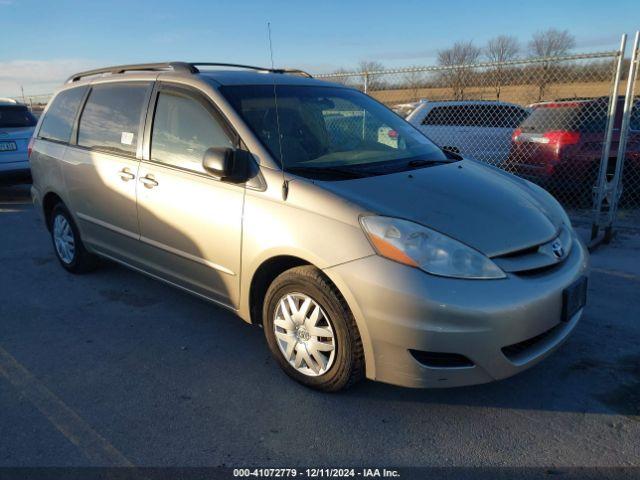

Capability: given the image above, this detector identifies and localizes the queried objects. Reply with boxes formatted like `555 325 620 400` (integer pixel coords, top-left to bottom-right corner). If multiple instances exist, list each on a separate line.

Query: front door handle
119 168 136 182
140 174 159 188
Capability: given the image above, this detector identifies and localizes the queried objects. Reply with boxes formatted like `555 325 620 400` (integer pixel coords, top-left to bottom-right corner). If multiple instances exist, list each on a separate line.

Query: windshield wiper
354 158 451 175
407 159 451 168
286 166 369 179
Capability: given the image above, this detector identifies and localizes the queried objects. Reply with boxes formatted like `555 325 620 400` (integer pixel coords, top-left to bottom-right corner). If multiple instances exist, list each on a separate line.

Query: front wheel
263 266 364 392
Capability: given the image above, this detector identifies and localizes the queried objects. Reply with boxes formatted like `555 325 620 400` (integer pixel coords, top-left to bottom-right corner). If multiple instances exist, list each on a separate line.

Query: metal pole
362 72 369 140
607 30 640 240
591 33 627 240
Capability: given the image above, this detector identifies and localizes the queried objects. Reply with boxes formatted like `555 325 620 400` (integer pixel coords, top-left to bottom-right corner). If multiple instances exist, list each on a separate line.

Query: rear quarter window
77 83 150 156
520 101 616 134
38 86 88 143
422 106 457 126
423 104 527 128
519 105 583 133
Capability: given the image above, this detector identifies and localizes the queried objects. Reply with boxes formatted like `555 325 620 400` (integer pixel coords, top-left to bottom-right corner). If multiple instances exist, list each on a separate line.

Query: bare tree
358 60 386 92
529 28 576 101
485 35 519 100
404 68 425 102
329 67 357 87
437 41 481 100
529 28 575 58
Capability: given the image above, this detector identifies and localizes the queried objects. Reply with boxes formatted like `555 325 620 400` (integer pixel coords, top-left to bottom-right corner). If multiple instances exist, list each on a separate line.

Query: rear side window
38 87 87 143
422 106 455 126
519 102 608 133
151 89 233 172
0 105 37 128
78 83 150 156
423 104 527 128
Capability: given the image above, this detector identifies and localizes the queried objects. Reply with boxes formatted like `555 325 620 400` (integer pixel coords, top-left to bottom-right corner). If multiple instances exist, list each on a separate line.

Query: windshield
0 105 37 128
221 85 449 178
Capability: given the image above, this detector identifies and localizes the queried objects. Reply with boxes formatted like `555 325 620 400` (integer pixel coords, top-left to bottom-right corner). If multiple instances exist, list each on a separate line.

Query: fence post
363 72 369 94
605 30 640 241
591 34 627 240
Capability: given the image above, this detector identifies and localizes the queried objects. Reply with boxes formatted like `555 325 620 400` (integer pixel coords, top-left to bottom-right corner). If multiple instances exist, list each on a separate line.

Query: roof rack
66 61 313 83
66 62 195 83
189 63 313 78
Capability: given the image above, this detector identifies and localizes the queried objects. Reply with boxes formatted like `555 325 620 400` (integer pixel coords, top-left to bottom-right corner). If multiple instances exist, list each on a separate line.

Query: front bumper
325 231 590 388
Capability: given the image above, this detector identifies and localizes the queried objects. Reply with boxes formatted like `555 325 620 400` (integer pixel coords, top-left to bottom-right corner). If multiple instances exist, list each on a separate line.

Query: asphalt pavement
0 184 638 469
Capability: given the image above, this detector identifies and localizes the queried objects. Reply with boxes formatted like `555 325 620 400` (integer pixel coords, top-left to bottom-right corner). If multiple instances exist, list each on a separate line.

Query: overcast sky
1 0 638 98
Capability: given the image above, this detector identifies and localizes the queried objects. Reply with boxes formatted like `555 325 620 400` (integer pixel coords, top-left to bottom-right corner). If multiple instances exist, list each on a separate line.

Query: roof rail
65 61 313 84
66 62 195 83
189 63 313 78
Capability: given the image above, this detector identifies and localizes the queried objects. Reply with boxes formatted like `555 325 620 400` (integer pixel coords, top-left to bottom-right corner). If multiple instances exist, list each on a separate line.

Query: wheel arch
247 255 311 326
245 253 376 380
42 191 65 230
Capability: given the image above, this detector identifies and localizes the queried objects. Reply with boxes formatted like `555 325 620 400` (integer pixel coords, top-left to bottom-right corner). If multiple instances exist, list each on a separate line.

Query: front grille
501 323 563 362
497 244 539 258
492 226 572 275
512 261 563 277
409 350 474 368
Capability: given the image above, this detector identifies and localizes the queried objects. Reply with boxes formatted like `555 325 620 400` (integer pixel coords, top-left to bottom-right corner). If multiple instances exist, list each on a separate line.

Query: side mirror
202 147 234 178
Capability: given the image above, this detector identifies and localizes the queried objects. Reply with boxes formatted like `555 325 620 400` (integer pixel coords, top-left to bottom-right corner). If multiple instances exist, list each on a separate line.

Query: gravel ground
0 184 638 470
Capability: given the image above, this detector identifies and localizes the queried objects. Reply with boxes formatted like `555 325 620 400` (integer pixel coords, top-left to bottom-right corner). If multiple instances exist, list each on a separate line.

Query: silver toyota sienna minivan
30 62 589 391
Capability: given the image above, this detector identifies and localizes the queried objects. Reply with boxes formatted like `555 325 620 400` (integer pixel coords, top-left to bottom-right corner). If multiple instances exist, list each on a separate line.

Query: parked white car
391 101 422 118
406 100 529 165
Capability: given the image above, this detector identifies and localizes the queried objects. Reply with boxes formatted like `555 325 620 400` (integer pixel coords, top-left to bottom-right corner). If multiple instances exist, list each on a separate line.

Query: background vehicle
406 100 529 165
0 99 37 184
505 97 640 205
391 101 422 118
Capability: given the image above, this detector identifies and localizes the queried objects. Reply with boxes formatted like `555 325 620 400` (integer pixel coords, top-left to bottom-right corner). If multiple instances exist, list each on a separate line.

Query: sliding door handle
119 168 136 182
140 174 159 188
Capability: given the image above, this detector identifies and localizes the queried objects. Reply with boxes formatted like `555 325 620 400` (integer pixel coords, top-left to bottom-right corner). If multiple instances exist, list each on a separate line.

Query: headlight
360 216 506 279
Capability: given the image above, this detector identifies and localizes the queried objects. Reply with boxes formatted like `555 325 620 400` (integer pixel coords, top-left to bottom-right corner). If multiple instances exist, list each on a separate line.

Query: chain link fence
317 51 640 218
7 94 52 117
7 43 639 233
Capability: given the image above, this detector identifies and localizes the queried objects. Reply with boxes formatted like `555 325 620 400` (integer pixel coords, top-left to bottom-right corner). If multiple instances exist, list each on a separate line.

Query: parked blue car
0 100 37 184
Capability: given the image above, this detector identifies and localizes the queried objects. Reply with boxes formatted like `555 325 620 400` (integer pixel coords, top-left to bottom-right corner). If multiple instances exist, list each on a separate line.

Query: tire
49 203 99 274
262 265 364 392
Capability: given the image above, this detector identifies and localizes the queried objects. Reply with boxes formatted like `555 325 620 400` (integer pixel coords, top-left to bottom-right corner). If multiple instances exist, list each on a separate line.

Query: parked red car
504 97 640 205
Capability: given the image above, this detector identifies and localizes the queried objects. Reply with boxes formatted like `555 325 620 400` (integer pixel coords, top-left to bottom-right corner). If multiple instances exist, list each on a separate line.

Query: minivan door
136 84 244 308
63 82 152 259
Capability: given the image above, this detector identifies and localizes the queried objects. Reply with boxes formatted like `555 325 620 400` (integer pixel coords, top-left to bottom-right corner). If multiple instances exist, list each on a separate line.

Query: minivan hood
318 160 562 257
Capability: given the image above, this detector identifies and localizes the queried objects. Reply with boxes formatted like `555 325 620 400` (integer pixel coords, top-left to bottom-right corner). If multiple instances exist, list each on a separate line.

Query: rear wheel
50 203 99 273
262 266 364 392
